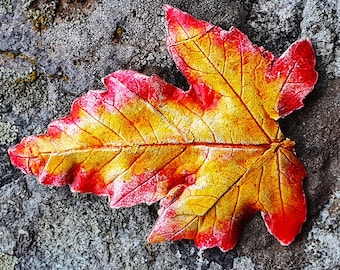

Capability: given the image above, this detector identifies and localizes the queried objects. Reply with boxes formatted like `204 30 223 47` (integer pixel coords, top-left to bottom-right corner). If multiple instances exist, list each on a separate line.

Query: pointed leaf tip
273 38 318 117
8 143 31 175
162 4 172 12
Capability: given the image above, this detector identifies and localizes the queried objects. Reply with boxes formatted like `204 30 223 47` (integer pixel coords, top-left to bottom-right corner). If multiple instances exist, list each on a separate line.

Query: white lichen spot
304 190 340 269
208 261 223 270
232 256 255 270
196 249 209 270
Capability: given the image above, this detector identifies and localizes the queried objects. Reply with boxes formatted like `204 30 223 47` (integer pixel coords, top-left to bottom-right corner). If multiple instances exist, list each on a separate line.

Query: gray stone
1 0 339 269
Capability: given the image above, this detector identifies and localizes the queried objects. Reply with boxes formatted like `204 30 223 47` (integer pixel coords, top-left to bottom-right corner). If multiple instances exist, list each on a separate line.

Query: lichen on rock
304 191 340 269
0 0 13 15
0 120 18 145
0 251 18 270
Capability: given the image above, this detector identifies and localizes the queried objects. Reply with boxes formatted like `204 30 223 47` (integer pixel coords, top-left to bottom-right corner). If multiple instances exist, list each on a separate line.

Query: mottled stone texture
0 0 339 269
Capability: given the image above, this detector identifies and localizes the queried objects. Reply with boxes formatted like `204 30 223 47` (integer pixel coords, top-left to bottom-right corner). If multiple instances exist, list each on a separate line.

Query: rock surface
0 0 339 269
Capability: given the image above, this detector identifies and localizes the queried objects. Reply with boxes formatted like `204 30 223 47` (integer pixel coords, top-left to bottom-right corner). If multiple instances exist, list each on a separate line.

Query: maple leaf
8 5 318 251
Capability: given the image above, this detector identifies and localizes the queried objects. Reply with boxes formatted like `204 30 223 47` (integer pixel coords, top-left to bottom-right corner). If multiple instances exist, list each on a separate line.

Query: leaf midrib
31 142 275 157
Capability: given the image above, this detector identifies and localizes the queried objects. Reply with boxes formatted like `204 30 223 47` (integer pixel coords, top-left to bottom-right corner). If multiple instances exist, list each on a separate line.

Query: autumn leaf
8 5 318 251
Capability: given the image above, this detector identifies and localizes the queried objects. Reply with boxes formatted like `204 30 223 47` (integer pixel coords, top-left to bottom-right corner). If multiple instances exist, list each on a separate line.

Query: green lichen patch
0 120 18 146
0 0 13 15
23 0 98 32
23 0 58 32
0 66 38 93
0 252 18 270
0 51 38 96
0 51 36 66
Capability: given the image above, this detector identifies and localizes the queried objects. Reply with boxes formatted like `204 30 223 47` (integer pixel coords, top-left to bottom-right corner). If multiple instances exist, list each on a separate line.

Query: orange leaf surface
8 5 318 251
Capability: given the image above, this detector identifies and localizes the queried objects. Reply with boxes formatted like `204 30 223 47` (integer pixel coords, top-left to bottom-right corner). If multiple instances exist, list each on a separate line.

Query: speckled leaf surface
8 5 318 251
